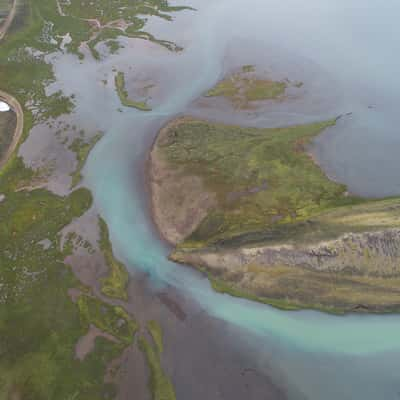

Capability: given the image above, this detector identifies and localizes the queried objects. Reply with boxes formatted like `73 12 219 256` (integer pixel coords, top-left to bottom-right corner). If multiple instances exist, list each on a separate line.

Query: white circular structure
0 101 10 112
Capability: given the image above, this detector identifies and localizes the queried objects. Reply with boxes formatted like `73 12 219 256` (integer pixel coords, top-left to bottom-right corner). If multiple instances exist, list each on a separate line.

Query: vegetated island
204 65 301 109
149 114 400 314
115 71 152 111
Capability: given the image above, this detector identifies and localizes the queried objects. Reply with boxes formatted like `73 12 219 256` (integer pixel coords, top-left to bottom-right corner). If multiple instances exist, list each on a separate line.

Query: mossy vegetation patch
77 294 138 345
147 320 163 354
69 132 103 188
157 117 363 249
0 185 127 398
98 216 129 301
138 334 176 400
115 71 152 111
204 261 400 314
205 66 288 108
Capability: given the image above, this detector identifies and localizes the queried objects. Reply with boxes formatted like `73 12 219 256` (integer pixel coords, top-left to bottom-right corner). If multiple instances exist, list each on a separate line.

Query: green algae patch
147 320 164 354
115 71 152 111
69 132 103 188
138 336 176 400
205 66 287 108
98 216 129 301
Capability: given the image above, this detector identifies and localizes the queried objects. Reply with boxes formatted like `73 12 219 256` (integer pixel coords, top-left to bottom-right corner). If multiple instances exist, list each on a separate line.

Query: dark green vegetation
69 132 103 188
0 0 187 132
115 71 152 111
60 0 189 25
0 109 16 159
98 217 129 301
159 117 360 248
0 0 180 397
78 294 138 345
155 117 400 312
205 66 287 108
59 0 190 58
138 326 176 400
0 183 128 398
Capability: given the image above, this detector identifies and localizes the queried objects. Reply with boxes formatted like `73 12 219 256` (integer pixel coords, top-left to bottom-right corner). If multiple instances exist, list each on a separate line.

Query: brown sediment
68 287 82 303
75 324 120 361
148 116 217 245
156 292 187 321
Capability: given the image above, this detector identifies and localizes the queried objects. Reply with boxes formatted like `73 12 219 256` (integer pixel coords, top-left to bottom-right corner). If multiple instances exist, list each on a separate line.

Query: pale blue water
53 0 400 398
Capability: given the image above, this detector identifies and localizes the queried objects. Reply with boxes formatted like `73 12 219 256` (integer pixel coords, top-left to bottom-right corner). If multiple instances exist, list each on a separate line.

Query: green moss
0 0 153 397
138 336 176 400
0 183 130 398
115 71 152 111
207 271 343 314
147 320 163 354
159 117 363 248
98 216 129 301
69 132 103 188
77 294 138 345
105 39 122 54
205 67 287 107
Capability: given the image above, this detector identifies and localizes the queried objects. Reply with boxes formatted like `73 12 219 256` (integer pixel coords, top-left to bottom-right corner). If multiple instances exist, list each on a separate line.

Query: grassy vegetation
105 39 122 54
69 132 103 188
0 184 130 398
138 335 176 400
147 320 163 354
98 217 129 301
158 117 364 249
60 0 191 26
59 0 190 59
203 259 400 314
0 0 177 396
77 294 138 345
205 66 287 108
115 71 152 111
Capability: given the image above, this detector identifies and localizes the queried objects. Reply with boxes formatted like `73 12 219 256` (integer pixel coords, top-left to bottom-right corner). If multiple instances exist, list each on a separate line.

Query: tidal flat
3 0 400 399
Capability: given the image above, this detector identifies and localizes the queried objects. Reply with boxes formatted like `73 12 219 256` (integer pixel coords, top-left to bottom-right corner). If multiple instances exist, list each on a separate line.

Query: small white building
0 101 10 112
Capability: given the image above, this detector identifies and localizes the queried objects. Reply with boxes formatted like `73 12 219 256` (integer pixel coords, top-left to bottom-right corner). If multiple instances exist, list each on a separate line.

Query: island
204 65 300 109
149 81 400 313
115 71 152 111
